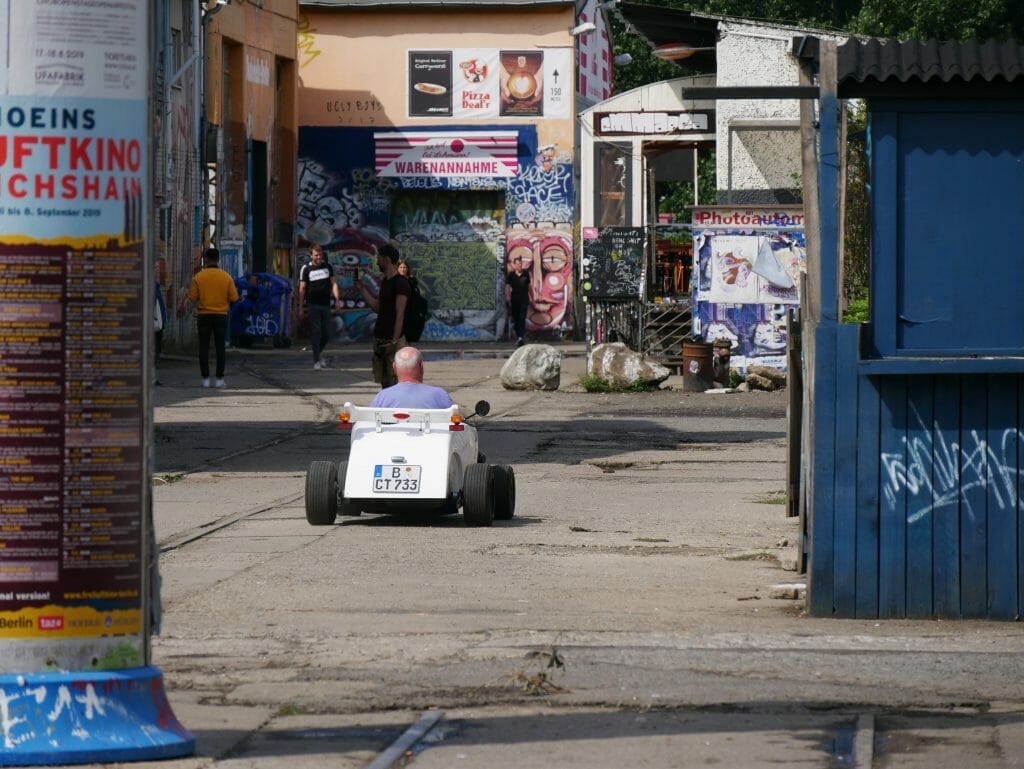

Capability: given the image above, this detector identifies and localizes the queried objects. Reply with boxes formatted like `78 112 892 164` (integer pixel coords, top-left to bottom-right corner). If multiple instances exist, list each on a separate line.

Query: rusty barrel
682 341 714 392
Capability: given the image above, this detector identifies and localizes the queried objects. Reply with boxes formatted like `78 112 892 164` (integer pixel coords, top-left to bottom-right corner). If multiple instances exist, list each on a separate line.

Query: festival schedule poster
0 0 147 658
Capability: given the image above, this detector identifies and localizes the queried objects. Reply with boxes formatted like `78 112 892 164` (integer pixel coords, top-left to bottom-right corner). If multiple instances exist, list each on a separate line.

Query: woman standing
505 255 531 346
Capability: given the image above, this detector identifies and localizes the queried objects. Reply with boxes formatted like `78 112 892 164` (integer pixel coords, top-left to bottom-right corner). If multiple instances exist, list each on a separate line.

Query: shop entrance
389 190 505 339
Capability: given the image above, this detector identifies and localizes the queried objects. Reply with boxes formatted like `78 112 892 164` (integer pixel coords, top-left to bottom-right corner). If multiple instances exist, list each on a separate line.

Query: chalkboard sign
579 227 645 299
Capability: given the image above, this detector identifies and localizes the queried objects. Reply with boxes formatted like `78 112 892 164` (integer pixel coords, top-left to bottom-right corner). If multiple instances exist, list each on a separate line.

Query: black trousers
197 313 228 378
510 299 528 341
307 304 332 362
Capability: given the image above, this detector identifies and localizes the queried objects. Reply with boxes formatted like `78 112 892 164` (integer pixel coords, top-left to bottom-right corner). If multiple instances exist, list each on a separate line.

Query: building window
595 142 630 226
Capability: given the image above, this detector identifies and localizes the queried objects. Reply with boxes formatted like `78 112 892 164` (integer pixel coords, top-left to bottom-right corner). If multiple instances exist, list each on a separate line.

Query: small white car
305 399 515 527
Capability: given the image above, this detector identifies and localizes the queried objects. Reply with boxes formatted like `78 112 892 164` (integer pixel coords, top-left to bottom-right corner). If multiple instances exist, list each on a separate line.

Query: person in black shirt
298 244 342 370
505 255 531 346
358 242 411 387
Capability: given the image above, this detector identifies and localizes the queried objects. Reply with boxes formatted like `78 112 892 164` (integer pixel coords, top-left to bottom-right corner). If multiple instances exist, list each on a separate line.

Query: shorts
371 335 407 384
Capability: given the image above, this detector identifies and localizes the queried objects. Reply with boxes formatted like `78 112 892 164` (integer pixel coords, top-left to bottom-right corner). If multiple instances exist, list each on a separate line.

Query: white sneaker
214 378 226 388
201 378 210 388
313 361 322 370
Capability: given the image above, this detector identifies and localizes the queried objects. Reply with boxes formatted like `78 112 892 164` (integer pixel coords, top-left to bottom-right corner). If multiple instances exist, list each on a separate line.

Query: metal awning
613 3 718 69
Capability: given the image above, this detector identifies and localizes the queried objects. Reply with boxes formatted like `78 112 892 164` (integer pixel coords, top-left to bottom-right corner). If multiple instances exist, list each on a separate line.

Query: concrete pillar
0 0 193 761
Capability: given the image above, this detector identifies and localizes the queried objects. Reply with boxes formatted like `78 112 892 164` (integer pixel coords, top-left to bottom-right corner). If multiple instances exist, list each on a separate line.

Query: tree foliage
850 0 1024 40
610 0 1024 54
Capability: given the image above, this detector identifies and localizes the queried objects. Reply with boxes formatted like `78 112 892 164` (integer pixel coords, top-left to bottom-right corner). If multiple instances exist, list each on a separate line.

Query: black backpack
405 281 428 342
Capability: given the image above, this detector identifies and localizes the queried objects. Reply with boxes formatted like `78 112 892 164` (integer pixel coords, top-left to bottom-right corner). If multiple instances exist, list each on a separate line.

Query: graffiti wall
297 124 574 342
504 141 575 338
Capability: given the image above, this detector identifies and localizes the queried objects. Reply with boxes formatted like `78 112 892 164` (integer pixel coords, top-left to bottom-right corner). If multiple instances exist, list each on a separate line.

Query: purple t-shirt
370 382 453 409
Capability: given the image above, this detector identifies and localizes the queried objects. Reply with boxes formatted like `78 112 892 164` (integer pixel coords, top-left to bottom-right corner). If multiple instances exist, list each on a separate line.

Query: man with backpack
357 243 410 388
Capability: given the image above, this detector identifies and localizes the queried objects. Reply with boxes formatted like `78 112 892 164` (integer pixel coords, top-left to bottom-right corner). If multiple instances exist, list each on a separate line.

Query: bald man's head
393 346 424 383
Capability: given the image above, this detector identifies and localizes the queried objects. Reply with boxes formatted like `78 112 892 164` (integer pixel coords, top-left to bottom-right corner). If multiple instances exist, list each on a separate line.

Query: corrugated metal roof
301 0 571 7
837 38 1024 86
614 3 717 49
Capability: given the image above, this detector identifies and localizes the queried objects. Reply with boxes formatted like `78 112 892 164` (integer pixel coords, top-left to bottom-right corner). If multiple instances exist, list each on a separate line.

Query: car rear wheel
336 461 361 516
492 464 516 520
462 463 494 527
305 461 338 525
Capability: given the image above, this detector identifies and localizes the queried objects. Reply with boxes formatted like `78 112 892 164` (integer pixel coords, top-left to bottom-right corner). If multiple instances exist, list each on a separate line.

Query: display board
579 226 644 299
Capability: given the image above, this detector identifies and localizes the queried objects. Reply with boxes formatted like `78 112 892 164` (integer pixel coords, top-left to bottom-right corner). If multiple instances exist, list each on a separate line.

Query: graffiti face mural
506 229 573 333
530 232 572 330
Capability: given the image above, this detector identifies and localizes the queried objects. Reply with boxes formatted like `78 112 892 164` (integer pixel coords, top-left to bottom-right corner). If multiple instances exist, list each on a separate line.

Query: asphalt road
140 342 1024 769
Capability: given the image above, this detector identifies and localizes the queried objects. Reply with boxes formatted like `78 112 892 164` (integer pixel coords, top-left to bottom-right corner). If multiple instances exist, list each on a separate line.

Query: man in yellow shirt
187 247 240 388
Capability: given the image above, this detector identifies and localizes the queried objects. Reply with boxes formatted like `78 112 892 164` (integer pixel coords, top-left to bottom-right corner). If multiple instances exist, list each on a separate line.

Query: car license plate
372 464 421 493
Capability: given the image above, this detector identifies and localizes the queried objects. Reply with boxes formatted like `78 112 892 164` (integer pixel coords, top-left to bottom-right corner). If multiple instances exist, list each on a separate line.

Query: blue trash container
230 273 293 348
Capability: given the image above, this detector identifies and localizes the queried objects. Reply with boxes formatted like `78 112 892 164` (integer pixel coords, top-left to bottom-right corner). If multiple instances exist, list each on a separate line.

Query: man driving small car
369 346 453 409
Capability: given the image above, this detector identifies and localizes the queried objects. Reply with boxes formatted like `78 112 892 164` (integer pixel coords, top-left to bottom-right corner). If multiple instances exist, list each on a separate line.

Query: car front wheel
462 463 494 527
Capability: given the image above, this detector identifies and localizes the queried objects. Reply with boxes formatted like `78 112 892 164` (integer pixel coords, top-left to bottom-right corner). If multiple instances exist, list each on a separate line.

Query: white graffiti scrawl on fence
880 406 1020 524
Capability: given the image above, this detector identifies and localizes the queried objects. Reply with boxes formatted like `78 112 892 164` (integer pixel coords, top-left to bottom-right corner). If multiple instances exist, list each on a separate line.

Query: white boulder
589 342 671 389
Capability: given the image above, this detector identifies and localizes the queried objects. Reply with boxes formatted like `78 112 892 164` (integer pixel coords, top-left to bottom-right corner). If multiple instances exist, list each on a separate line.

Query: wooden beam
681 86 820 100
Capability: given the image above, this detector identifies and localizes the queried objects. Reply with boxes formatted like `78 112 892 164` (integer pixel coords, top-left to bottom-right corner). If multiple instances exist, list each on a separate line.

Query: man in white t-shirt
370 346 453 409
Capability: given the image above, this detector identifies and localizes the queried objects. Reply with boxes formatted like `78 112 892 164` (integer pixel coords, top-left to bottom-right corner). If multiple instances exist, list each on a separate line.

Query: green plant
842 288 870 323
579 374 656 393
728 369 742 388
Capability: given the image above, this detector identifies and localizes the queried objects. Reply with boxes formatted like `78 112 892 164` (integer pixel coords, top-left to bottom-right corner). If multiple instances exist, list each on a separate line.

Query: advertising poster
409 48 571 120
500 51 544 117
0 0 147 660
701 234 802 305
697 301 789 371
452 49 499 119
691 208 805 373
408 51 452 117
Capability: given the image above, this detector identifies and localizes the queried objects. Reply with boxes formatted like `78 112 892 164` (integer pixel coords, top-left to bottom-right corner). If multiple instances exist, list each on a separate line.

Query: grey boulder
500 344 562 391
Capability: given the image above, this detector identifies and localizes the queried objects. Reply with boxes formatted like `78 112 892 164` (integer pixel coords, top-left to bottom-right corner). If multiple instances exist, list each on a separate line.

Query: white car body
303 399 515 527
341 403 477 508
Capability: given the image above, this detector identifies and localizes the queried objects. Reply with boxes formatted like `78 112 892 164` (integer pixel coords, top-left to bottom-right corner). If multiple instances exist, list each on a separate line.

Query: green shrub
843 288 870 323
579 374 657 393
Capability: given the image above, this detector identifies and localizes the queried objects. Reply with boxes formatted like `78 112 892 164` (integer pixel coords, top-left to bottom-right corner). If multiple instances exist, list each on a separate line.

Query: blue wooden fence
810 324 1024 619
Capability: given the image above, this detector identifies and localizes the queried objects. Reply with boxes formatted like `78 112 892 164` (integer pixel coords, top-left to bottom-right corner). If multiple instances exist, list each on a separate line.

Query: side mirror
473 400 491 417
